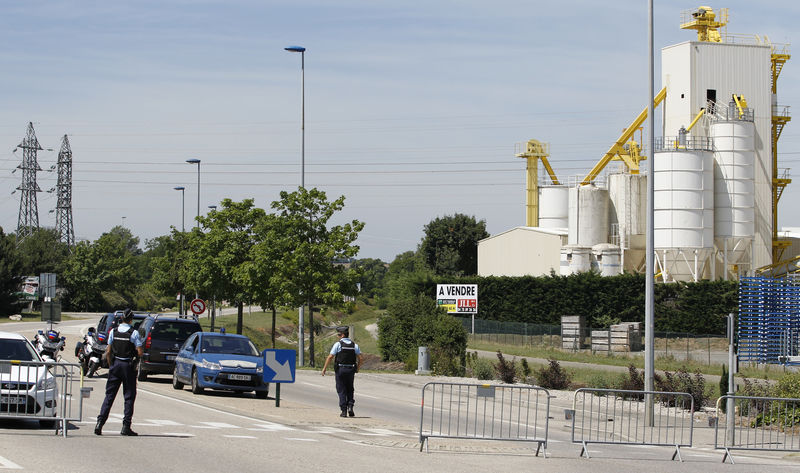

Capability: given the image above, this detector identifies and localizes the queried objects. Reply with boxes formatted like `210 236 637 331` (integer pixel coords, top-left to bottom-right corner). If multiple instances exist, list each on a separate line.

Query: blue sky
1 1 799 262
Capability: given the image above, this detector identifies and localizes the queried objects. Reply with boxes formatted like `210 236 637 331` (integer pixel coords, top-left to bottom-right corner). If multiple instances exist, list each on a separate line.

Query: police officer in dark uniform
321 326 363 417
94 308 143 436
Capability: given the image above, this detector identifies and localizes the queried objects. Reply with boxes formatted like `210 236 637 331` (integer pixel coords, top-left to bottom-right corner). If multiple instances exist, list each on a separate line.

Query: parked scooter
75 328 108 377
33 328 65 362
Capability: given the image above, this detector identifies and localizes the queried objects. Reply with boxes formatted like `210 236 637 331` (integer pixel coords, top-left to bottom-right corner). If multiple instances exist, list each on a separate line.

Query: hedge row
407 272 738 335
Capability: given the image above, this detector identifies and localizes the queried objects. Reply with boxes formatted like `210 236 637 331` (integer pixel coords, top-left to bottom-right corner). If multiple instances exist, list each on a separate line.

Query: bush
534 358 571 390
495 351 516 384
619 364 644 392
655 367 709 408
465 351 494 380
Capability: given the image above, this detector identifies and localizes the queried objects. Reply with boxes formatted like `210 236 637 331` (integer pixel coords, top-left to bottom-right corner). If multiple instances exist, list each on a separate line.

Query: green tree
271 188 364 366
0 227 23 315
147 230 190 312
351 258 388 298
380 251 434 308
182 199 266 334
246 213 285 347
419 213 489 276
61 226 143 311
15 228 70 276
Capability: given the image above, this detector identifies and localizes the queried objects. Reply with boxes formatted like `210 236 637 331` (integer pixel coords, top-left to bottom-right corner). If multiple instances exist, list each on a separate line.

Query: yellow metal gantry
771 43 792 262
581 87 666 185
680 6 728 42
515 139 559 227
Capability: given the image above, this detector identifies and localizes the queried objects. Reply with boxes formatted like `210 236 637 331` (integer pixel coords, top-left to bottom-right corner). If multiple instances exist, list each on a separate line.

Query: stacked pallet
561 315 586 350
592 322 643 352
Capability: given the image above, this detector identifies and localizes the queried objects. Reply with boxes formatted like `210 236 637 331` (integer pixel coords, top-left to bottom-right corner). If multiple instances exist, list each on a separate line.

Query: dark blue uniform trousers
335 365 356 411
98 359 137 425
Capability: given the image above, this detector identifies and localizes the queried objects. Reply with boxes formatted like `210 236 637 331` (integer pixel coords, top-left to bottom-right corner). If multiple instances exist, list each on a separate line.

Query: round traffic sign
190 298 206 315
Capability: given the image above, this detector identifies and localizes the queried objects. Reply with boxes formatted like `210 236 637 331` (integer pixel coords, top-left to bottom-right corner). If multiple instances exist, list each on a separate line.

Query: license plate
165 355 176 361
228 374 250 381
0 395 26 405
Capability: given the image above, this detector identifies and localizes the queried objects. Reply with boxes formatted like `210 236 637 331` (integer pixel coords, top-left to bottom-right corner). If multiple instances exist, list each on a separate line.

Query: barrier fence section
0 360 89 437
714 395 800 464
571 388 694 461
419 382 550 456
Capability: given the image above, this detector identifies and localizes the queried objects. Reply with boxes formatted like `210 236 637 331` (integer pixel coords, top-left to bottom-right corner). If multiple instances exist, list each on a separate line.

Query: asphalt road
1 315 798 472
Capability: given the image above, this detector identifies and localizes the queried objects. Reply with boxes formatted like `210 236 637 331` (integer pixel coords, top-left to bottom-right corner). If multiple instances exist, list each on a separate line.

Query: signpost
190 298 206 316
262 349 296 407
436 284 478 334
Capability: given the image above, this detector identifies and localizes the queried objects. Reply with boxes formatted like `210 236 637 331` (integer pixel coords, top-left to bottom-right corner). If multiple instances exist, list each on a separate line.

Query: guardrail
0 360 90 437
715 395 800 464
571 388 694 461
419 382 550 456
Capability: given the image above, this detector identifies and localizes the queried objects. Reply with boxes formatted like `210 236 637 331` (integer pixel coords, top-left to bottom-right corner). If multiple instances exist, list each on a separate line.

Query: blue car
172 332 269 399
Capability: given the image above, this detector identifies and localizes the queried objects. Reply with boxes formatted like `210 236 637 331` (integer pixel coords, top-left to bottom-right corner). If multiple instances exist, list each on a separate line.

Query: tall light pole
645 0 656 426
173 186 185 232
285 44 307 366
209 202 218 331
186 159 201 229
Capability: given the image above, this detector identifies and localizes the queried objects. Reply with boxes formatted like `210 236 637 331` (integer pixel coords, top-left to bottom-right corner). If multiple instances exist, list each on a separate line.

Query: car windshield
152 322 200 342
200 336 259 356
0 339 39 362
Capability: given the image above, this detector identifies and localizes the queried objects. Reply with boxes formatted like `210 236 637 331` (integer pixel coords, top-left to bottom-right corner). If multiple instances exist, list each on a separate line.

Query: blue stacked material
738 276 800 364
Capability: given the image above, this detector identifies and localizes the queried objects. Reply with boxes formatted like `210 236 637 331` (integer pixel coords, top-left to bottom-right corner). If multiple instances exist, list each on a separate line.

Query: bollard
416 347 431 375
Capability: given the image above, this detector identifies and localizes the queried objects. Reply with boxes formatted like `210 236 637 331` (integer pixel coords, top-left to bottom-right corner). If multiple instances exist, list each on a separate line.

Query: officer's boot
120 422 138 436
94 417 105 435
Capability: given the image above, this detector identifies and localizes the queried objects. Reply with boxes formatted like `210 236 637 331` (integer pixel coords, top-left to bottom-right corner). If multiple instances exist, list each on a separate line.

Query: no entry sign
190 298 206 315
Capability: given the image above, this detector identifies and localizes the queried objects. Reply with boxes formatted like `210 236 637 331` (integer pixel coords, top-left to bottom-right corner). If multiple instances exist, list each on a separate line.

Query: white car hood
0 364 48 384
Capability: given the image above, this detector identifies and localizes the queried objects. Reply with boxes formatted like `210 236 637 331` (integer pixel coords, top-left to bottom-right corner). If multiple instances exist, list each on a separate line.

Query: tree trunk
271 306 276 348
236 301 243 334
307 299 315 367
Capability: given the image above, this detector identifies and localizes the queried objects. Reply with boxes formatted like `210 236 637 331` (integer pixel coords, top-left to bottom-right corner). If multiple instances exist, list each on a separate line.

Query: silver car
0 331 59 427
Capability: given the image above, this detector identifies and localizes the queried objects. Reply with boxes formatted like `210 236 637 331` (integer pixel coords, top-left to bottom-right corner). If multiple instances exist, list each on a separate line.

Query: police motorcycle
75 328 108 377
33 328 66 362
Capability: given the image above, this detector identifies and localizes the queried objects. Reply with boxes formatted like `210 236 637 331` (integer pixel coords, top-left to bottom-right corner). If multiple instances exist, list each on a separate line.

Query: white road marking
0 455 22 470
301 382 325 389
358 428 402 436
249 422 295 432
284 437 318 442
139 388 283 424
357 393 379 399
191 421 240 429
138 419 184 426
223 435 257 439
308 426 348 434
162 432 195 437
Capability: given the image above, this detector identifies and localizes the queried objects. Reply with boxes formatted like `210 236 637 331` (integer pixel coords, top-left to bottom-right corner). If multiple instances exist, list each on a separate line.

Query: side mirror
60 336 66 341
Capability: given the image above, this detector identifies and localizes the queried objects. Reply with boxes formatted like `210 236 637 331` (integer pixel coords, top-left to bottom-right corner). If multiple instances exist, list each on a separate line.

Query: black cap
123 308 134 320
336 326 349 335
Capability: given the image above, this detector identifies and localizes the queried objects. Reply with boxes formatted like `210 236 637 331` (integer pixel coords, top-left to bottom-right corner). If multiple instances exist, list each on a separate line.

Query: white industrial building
478 7 792 282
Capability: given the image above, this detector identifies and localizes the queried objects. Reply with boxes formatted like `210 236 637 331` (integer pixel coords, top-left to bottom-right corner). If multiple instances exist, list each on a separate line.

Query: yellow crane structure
680 6 728 42
581 87 666 185
515 139 559 227
771 43 792 262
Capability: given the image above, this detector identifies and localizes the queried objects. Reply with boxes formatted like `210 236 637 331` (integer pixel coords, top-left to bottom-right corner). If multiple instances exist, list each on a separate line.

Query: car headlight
256 366 263 374
37 375 57 390
200 359 221 370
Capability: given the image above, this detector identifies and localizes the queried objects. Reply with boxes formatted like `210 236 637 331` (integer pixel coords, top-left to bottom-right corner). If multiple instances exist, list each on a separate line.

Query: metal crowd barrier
715 395 800 464
419 382 551 456
0 360 90 437
571 388 694 461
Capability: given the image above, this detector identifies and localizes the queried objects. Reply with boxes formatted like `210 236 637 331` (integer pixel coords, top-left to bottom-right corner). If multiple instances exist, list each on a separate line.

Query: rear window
0 339 39 362
152 322 201 342
201 336 259 356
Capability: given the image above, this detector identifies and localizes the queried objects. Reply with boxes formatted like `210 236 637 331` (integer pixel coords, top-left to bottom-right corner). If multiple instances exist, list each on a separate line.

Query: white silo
560 245 592 275
608 173 647 273
711 101 755 278
653 136 715 282
592 243 622 276
538 185 569 229
568 184 609 246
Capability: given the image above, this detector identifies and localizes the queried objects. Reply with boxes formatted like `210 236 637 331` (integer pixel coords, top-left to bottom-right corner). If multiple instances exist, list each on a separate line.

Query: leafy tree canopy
419 213 489 277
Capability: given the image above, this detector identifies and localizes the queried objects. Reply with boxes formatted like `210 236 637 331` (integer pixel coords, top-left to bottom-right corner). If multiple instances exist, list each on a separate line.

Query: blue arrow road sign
262 349 296 383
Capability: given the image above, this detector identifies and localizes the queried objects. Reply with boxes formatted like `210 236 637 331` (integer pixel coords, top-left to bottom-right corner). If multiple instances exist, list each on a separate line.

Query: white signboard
436 284 478 314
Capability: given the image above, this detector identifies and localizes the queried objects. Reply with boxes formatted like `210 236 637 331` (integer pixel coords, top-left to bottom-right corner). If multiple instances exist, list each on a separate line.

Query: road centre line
223 435 257 439
138 387 285 425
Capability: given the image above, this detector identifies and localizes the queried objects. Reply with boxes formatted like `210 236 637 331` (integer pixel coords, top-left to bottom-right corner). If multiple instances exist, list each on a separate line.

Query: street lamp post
186 159 201 229
174 186 186 314
208 204 218 331
173 186 185 232
285 44 307 366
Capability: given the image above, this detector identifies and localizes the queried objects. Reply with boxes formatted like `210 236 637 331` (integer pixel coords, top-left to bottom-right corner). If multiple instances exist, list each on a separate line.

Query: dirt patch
360 353 405 371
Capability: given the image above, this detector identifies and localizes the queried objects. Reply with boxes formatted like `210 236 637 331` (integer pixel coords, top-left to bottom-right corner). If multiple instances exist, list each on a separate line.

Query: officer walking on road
321 326 363 417
94 308 144 436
